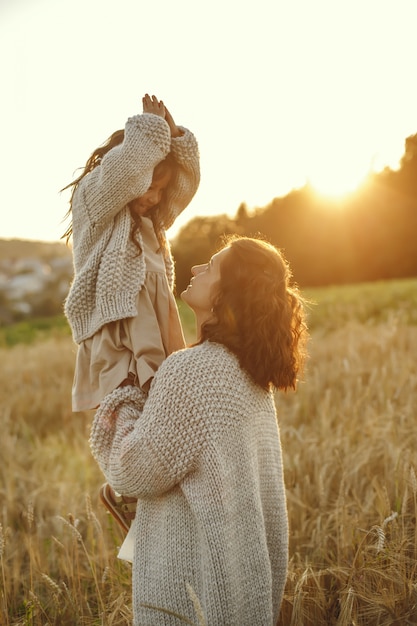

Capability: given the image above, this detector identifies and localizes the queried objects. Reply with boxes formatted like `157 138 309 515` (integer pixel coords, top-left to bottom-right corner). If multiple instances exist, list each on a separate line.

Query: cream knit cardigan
90 341 289 626
64 113 200 344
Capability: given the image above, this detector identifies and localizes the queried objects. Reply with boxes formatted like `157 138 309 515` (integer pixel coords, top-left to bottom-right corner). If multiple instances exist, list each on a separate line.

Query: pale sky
1 0 417 242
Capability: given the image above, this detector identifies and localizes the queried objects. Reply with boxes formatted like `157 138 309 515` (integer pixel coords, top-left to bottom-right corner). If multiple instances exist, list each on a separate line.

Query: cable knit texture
90 341 289 626
64 113 200 343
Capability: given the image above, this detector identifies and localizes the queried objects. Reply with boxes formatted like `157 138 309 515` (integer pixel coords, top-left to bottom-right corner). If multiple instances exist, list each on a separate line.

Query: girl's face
181 247 229 318
129 169 172 217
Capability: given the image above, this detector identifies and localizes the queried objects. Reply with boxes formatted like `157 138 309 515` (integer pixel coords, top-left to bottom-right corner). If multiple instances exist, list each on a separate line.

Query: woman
90 235 308 625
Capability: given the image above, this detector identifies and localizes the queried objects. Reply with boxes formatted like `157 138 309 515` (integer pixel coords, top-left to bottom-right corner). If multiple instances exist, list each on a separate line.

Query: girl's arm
163 104 184 139
77 112 171 230
158 102 200 229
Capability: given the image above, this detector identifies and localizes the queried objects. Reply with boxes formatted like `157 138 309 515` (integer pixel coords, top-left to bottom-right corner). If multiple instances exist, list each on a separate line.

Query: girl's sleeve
89 351 208 498
78 114 171 229
162 127 201 229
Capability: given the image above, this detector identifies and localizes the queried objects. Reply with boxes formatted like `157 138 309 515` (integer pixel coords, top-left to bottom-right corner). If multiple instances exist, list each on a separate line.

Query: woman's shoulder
158 342 245 388
154 342 272 421
167 341 235 367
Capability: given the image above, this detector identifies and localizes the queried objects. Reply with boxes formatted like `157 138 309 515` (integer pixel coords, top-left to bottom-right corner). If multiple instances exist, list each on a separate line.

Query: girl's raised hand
163 103 184 138
142 94 165 118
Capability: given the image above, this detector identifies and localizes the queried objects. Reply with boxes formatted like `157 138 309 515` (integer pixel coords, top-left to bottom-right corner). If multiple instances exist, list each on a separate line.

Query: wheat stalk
336 586 356 626
0 522 9 626
139 584 206 626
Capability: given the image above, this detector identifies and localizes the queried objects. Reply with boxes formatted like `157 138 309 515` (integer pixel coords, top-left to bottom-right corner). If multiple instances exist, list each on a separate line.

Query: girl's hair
200 235 308 391
61 129 177 254
129 152 177 256
61 129 125 243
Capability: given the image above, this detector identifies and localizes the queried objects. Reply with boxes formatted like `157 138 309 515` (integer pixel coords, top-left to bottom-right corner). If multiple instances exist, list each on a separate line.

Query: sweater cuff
170 127 199 164
126 113 171 156
89 385 148 473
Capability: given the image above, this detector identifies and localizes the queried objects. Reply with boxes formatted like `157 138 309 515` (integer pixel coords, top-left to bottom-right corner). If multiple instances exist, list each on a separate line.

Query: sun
306 159 369 199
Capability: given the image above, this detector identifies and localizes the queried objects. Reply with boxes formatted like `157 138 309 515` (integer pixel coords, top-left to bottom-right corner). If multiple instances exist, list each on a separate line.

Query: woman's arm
89 350 208 498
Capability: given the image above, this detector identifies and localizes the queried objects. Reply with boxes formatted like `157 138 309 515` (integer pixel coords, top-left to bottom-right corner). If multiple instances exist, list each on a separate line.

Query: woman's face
129 169 172 217
181 247 229 316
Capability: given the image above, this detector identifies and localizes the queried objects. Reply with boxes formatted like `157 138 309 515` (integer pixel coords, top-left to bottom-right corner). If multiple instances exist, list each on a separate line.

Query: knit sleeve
162 127 200 229
77 113 171 231
89 349 209 498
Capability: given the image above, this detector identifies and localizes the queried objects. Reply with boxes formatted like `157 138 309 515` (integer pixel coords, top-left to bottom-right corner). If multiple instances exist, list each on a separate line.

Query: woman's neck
194 311 211 341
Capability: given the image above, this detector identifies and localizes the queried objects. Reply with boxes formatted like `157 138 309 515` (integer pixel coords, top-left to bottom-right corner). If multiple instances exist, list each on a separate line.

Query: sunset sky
1 0 417 242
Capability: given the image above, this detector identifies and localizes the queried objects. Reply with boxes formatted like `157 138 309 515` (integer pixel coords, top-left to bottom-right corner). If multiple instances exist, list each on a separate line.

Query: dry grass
1 283 417 625
0 338 133 625
278 314 417 625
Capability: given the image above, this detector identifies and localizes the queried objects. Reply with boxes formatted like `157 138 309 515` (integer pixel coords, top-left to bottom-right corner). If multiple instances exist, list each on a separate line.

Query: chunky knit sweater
64 113 200 343
90 341 289 626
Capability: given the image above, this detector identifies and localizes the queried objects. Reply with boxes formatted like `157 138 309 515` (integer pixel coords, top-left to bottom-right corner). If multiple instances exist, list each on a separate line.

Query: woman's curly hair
200 235 308 391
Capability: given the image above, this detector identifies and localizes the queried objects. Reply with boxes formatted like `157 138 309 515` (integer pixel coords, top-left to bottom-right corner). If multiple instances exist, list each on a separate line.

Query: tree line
171 133 417 293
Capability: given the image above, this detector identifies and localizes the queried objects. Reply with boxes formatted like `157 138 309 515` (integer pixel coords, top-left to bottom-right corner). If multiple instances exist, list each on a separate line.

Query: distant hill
0 239 73 324
0 238 72 261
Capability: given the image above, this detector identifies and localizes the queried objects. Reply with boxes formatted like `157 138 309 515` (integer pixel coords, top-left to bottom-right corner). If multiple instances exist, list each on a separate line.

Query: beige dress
72 217 185 412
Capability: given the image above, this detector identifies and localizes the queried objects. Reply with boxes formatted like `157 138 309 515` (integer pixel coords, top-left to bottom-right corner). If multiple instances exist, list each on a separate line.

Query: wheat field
1 279 417 625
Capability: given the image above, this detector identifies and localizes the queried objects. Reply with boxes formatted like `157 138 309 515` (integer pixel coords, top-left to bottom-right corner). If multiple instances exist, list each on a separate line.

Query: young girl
63 93 200 530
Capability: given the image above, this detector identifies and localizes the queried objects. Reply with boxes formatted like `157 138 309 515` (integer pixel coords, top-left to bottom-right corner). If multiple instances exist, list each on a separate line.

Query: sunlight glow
0 0 416 241
306 138 406 200
307 173 368 199
306 162 369 199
